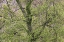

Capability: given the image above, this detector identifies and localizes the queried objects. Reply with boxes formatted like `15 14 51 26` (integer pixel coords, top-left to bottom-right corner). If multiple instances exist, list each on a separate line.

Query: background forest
0 0 64 42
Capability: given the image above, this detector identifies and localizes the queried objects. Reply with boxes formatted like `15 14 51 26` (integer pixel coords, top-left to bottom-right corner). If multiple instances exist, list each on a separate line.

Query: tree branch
16 0 26 17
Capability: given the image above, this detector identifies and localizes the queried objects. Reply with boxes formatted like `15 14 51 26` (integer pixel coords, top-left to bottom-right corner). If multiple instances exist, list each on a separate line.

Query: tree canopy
0 0 64 42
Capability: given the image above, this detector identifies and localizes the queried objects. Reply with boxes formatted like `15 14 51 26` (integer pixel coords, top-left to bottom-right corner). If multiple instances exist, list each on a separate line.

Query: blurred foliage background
0 0 64 42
